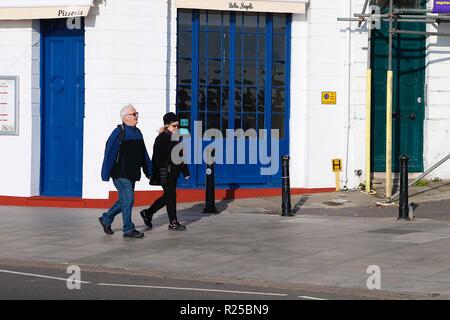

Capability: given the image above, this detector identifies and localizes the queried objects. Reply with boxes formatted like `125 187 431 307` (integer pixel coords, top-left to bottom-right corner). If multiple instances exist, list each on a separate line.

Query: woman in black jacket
140 112 190 231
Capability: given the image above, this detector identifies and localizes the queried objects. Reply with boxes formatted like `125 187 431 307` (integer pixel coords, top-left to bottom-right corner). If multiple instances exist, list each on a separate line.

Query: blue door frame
176 10 291 189
40 19 85 197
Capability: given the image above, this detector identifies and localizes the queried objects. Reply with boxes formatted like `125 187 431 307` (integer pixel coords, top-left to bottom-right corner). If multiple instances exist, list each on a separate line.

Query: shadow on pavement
137 198 234 231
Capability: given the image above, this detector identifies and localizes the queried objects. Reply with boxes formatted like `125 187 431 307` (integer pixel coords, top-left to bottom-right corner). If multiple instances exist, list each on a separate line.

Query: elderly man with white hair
100 104 152 238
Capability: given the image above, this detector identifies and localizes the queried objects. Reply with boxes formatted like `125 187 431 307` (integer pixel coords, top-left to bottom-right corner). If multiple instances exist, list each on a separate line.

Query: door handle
417 97 422 104
409 113 417 120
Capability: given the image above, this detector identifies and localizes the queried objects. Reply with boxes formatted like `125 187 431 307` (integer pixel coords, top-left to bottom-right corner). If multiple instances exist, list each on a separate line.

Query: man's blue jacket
101 124 152 182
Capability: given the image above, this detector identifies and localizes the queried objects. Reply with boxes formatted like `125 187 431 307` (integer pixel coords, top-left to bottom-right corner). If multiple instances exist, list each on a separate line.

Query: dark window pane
273 14 286 33
198 111 206 130
234 87 242 113
207 12 222 31
178 10 192 30
258 34 266 60
273 34 286 62
223 32 230 59
207 87 221 112
258 114 265 131
244 34 257 60
222 12 230 29
258 88 265 112
207 32 222 58
207 112 221 130
199 32 207 59
207 59 222 85
178 32 192 58
243 87 257 112
243 114 256 131
272 63 286 87
235 59 243 86
259 63 265 87
236 13 244 33
223 59 230 85
200 11 207 31
177 58 192 85
244 13 257 33
235 33 243 61
176 87 191 112
258 14 266 32
199 60 206 84
235 114 242 130
272 113 284 139
222 87 229 112
242 60 257 86
198 86 206 112
222 113 229 135
272 88 285 113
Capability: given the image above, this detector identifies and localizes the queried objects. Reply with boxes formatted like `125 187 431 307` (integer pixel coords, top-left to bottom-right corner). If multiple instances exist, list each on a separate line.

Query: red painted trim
0 188 335 209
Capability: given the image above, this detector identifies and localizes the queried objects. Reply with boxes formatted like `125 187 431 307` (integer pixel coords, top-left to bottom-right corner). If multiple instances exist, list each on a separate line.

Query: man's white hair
120 104 135 120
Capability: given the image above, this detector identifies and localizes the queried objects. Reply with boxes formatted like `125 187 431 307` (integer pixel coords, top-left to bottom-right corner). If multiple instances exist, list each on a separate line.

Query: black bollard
281 155 294 216
398 155 410 221
203 150 218 214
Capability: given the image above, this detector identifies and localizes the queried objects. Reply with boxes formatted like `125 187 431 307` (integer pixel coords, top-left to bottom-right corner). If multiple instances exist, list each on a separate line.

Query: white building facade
0 0 449 207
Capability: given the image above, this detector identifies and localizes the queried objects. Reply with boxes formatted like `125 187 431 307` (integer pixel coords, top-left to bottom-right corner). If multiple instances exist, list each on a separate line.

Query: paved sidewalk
2 187 450 299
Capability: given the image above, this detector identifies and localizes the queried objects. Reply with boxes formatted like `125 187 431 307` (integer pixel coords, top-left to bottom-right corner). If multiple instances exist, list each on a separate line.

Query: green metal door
371 12 425 172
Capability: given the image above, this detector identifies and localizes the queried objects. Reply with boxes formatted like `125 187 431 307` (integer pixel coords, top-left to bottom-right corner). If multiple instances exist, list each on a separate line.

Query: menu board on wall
0 76 19 136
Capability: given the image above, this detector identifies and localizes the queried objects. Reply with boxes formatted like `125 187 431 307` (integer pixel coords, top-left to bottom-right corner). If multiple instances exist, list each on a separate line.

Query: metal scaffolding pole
365 25 372 194
386 0 394 199
358 0 370 27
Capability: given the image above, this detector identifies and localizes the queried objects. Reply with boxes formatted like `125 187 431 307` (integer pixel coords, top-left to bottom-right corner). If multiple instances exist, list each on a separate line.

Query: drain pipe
343 0 353 190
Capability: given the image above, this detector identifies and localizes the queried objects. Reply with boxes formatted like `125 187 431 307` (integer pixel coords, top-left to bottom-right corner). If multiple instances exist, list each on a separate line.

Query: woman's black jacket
151 130 190 183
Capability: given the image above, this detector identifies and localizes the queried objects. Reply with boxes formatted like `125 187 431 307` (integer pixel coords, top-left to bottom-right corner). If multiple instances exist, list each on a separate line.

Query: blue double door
176 10 291 188
41 19 85 197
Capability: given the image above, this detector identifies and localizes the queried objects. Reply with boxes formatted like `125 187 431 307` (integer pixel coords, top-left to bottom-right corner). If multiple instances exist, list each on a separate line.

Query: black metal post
281 155 294 216
203 150 218 214
398 155 410 221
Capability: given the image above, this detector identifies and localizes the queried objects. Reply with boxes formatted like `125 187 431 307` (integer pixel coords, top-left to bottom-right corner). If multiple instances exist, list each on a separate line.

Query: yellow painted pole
365 69 372 193
386 70 393 198
335 171 341 192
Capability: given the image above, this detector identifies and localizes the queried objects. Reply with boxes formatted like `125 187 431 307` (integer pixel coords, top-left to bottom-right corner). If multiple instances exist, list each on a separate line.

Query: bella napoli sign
176 0 307 14
229 2 255 11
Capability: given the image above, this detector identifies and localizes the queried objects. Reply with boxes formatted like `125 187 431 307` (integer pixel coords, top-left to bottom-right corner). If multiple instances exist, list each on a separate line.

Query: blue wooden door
176 10 290 188
41 19 85 197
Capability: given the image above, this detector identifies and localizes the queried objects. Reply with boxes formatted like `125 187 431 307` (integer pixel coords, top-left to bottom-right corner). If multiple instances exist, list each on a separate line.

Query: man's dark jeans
102 178 136 234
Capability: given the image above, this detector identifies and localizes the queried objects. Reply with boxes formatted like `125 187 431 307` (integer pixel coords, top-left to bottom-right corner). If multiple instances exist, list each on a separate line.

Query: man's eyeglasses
126 112 139 118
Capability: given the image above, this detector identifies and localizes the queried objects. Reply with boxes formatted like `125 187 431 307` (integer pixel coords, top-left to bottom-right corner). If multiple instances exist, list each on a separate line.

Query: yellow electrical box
322 92 337 105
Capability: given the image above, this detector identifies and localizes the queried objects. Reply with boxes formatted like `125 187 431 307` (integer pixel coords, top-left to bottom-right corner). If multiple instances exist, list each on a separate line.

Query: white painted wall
83 0 172 199
290 0 367 189
424 0 450 180
0 20 39 197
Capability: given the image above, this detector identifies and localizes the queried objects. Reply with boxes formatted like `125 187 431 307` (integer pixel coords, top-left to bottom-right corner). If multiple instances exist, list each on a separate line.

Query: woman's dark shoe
140 209 153 228
98 217 114 235
168 220 186 231
123 229 144 238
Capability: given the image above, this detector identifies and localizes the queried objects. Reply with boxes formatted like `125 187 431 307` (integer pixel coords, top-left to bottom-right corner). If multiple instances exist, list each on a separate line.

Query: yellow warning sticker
322 92 337 105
